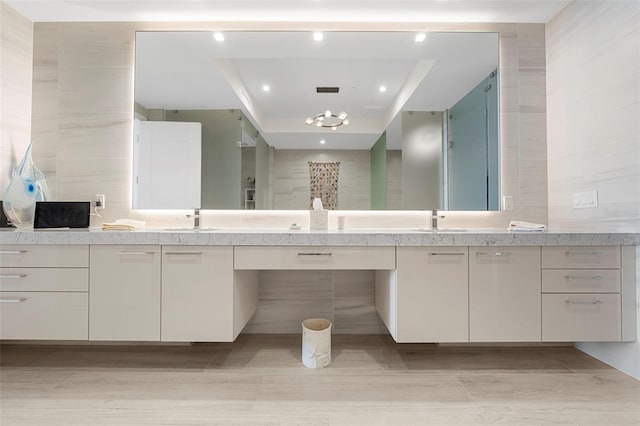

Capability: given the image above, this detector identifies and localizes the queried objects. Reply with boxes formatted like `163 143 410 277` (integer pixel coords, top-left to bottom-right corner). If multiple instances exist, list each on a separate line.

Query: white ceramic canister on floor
301 318 332 368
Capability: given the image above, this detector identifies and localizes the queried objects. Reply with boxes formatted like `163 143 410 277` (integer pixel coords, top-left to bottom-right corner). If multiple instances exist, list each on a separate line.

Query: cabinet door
469 246 541 342
161 246 234 342
89 245 161 341
396 247 469 342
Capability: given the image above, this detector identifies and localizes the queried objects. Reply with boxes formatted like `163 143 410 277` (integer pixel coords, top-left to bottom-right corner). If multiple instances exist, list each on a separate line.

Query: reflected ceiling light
379 85 387 92
313 32 324 41
320 139 326 145
262 84 270 92
415 33 427 42
213 32 225 42
305 110 349 130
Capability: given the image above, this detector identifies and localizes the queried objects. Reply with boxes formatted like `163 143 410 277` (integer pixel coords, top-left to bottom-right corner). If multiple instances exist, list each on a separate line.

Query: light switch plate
572 190 598 209
502 195 513 211
95 194 105 210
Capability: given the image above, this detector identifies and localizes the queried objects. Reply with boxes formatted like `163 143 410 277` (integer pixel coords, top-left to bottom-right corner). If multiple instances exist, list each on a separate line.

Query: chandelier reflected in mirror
305 110 349 131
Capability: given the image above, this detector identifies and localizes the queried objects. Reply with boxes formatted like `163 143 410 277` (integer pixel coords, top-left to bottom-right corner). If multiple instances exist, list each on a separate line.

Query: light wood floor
1 334 639 425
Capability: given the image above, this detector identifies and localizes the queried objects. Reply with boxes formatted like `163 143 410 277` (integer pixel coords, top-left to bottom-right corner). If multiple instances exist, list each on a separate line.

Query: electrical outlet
502 195 513 211
95 194 106 210
572 190 598 209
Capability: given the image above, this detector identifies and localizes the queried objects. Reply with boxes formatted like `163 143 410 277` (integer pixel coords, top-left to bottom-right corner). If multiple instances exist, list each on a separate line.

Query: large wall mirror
133 31 499 211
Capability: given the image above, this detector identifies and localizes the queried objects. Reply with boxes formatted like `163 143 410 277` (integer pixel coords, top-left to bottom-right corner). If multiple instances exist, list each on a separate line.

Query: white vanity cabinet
469 246 541 342
89 245 161 341
162 246 237 342
0 235 634 345
0 245 89 340
541 246 623 342
395 247 469 342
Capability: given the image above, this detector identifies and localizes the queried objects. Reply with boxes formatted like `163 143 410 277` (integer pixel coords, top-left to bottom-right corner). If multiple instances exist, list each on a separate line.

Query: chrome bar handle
0 274 28 279
564 251 603 256
297 252 332 256
117 251 156 255
429 252 465 256
476 252 511 256
164 252 203 256
0 298 27 303
565 299 603 305
564 275 603 281
0 250 28 254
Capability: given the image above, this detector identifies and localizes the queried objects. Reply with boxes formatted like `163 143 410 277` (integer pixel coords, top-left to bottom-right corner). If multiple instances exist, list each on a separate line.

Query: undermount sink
156 228 219 231
413 228 468 232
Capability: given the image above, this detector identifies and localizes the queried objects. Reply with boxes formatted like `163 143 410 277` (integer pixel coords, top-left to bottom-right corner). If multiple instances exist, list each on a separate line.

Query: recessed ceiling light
320 139 326 145
262 84 270 92
415 33 427 43
379 85 387 93
213 32 224 42
313 32 324 42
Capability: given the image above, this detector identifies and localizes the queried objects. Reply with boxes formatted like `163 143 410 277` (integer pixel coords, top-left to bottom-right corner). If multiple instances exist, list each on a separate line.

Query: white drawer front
0 268 88 292
234 246 396 270
0 245 89 268
542 269 620 293
0 292 88 340
542 246 620 269
542 294 621 342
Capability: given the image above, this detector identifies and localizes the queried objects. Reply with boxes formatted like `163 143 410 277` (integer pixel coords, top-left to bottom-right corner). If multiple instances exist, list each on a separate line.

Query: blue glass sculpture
2 141 51 227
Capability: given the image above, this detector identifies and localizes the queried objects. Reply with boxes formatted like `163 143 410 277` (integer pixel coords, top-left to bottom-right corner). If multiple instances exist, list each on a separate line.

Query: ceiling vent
316 87 339 93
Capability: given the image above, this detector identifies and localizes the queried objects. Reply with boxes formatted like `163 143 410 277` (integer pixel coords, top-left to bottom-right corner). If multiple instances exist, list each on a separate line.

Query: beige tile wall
546 0 640 232
386 150 402 209
27 21 548 333
244 270 387 334
273 149 370 210
0 1 32 192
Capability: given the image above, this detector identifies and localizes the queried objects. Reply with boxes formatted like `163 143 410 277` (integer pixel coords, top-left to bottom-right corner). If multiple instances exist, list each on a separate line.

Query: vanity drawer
234 246 396 270
542 293 621 342
0 292 89 340
542 269 620 293
0 245 89 268
542 246 620 269
0 268 89 292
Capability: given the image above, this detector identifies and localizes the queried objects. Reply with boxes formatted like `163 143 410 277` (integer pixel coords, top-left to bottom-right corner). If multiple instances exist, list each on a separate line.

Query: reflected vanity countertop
0 227 639 246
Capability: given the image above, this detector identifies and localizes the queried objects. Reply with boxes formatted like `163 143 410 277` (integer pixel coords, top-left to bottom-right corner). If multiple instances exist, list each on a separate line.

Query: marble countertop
1 227 639 246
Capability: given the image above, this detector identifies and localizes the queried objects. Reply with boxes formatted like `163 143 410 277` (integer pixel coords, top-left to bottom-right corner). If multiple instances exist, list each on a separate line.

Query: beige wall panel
0 2 33 191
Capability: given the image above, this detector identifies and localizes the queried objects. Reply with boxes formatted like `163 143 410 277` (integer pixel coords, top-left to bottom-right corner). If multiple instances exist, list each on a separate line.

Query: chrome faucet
186 208 200 229
431 209 445 230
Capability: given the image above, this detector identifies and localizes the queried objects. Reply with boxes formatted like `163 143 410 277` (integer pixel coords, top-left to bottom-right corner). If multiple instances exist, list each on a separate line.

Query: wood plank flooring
1 334 639 425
